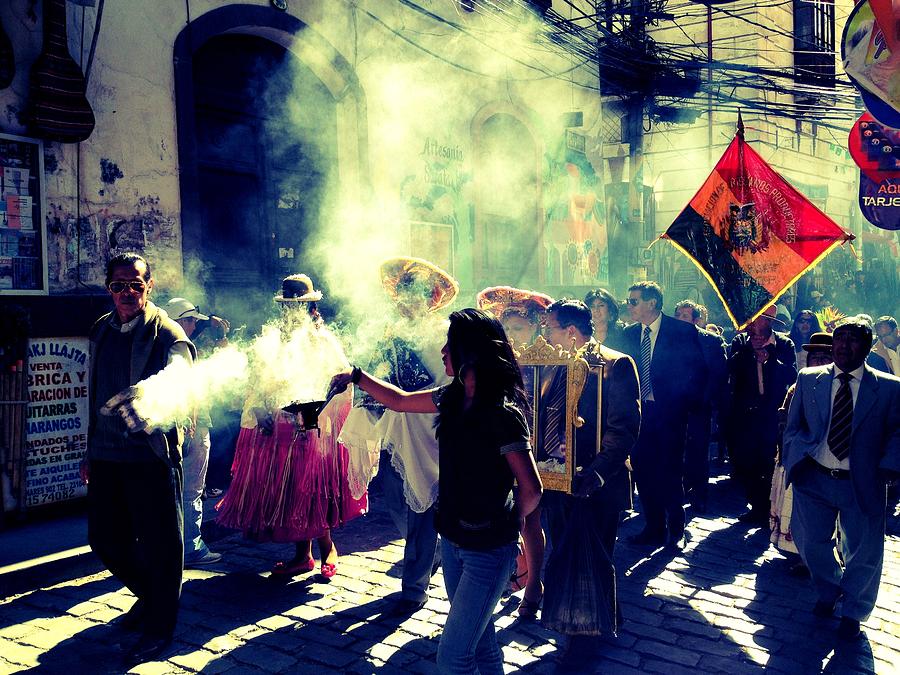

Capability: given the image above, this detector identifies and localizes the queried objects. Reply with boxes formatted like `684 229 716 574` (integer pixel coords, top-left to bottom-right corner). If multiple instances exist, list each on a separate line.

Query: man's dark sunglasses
108 281 146 293
626 298 641 306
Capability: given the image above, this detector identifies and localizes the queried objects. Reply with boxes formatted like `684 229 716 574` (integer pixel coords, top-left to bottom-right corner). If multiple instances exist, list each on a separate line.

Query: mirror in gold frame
515 336 590 493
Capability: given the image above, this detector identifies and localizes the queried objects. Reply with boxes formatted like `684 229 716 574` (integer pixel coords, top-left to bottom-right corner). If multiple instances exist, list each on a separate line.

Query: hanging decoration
849 112 900 230
841 0 900 128
27 0 95 143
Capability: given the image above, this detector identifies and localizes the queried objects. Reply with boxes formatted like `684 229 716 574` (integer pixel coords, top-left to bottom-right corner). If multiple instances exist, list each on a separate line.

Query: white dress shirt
812 363 865 470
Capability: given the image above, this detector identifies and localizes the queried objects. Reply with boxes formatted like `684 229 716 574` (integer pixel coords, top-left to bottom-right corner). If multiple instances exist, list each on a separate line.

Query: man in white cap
166 298 224 567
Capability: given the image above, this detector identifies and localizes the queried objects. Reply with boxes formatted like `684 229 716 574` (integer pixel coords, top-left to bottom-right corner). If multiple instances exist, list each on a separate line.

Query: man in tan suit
873 316 899 375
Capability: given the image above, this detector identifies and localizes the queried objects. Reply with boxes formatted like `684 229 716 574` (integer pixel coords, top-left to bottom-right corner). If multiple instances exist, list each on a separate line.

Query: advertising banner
23 337 89 507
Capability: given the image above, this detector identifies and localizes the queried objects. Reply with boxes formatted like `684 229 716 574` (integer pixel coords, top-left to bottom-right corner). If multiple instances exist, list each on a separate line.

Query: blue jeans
437 539 517 675
379 451 439 602
182 427 211 560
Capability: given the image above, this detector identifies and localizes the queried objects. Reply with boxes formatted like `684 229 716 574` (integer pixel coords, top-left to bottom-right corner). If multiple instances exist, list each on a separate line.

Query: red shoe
271 557 315 577
320 562 337 579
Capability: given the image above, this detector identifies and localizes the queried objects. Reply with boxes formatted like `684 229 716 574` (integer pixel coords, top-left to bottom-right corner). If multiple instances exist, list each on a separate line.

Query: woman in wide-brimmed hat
217 274 367 580
476 285 552 349
476 285 551 620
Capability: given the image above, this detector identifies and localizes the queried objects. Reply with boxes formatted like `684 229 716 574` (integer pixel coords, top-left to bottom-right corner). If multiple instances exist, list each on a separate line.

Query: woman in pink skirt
217 274 367 578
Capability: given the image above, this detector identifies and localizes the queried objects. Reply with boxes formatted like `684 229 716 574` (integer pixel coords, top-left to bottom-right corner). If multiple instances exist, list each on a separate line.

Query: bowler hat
802 332 832 352
275 273 323 303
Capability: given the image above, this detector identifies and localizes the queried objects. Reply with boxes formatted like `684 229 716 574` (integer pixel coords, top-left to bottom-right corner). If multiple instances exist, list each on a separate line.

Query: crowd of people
82 251 900 672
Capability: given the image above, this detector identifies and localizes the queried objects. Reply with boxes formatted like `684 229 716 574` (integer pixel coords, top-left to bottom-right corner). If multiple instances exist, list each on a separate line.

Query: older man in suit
725 306 797 525
541 299 641 668
86 253 195 665
622 282 707 548
783 317 900 640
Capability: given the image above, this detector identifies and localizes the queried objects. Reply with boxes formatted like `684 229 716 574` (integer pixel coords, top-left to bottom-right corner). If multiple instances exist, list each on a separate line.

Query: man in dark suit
783 317 900 640
725 306 796 525
622 282 707 548
86 253 195 665
541 299 641 667
675 300 728 513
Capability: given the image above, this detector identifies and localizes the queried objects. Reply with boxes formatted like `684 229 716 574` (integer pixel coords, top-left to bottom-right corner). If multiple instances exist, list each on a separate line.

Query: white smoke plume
103 307 350 432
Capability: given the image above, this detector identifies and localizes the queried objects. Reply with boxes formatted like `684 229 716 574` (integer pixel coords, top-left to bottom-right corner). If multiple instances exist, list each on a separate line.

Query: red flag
662 120 854 329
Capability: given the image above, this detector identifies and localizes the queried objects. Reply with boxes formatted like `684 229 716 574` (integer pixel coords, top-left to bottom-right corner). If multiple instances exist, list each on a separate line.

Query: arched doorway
472 110 542 289
174 6 366 326
186 33 336 323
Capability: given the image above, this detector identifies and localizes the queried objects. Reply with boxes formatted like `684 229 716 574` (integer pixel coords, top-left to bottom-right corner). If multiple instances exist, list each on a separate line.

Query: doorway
187 33 337 325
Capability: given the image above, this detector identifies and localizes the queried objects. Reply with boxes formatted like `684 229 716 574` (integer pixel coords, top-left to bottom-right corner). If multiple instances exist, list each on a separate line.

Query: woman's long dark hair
436 308 528 432
789 309 821 353
584 288 620 325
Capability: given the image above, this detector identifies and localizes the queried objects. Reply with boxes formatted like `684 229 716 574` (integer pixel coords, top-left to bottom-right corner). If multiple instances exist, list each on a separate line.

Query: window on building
793 0 836 88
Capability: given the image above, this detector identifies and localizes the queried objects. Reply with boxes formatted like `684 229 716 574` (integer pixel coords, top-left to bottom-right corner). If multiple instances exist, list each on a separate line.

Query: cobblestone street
1 465 898 674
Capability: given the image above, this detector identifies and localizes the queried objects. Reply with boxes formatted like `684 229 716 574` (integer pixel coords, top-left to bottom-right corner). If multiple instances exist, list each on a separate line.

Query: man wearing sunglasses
85 252 196 665
622 281 707 549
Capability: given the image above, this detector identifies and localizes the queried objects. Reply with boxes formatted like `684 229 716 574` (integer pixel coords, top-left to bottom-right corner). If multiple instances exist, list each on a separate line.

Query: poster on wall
401 136 473 282
0 133 48 294
544 131 609 288
23 338 90 507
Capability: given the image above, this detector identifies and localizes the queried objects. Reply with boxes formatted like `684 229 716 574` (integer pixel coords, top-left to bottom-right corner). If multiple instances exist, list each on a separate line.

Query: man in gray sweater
86 252 195 665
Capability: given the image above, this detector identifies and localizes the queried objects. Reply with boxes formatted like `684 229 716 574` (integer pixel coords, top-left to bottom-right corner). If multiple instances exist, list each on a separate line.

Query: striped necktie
541 367 567 457
639 325 653 401
828 372 853 461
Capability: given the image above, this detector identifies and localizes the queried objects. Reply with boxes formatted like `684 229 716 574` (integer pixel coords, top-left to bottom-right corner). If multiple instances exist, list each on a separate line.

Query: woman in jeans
331 308 543 674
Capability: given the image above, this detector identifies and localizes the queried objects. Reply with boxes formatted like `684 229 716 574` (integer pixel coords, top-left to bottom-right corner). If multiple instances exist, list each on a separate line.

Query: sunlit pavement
1 464 898 674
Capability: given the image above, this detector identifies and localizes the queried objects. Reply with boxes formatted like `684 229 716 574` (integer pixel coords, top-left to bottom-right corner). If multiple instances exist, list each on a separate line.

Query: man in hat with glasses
85 252 195 665
724 305 796 526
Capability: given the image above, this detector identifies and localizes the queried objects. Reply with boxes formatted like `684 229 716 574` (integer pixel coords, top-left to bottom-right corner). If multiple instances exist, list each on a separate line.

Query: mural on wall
46 193 181 290
400 136 473 285
543 130 608 288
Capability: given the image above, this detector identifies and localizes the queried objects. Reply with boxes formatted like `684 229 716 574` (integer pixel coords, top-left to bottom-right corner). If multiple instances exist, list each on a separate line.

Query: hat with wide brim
476 286 553 322
275 273 323 303
753 304 786 327
166 297 209 321
802 332 833 352
380 257 458 312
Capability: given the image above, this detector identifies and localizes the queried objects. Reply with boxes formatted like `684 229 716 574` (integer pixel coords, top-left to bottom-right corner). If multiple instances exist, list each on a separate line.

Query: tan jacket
871 340 897 375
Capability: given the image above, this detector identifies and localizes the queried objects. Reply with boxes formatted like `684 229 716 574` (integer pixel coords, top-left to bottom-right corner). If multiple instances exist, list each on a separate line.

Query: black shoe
116 599 145 632
384 598 425 618
203 487 223 499
813 597 838 618
556 635 600 672
737 510 768 526
788 562 810 578
837 617 861 641
627 530 666 547
666 531 690 550
124 634 172 666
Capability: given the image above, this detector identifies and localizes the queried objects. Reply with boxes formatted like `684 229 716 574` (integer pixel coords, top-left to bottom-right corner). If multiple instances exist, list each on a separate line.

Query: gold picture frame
516 336 590 493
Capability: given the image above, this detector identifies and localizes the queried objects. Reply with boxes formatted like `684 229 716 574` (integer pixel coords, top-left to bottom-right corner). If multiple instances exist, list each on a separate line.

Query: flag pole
736 109 744 140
